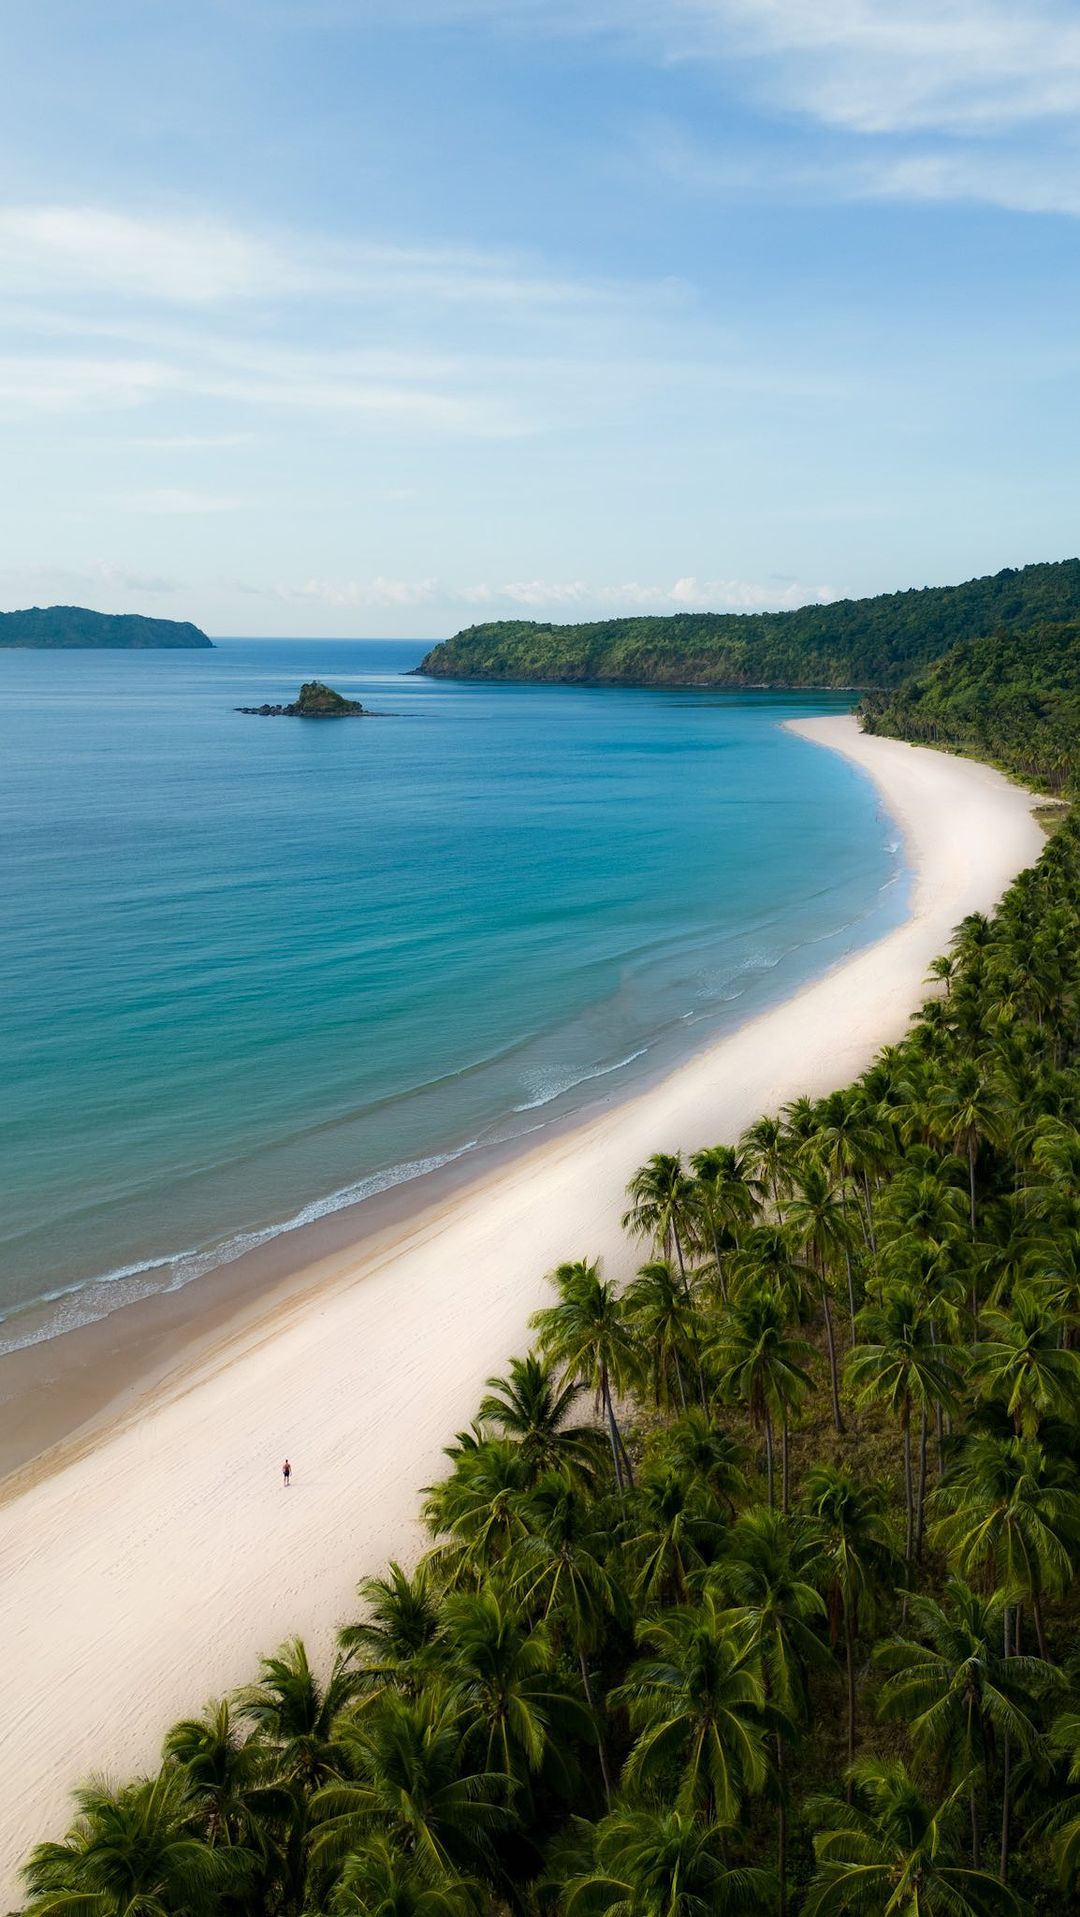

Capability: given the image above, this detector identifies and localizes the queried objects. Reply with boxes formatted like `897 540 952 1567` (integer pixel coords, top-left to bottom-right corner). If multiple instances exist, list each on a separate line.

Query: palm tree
801 1464 900 1765
712 1508 830 1913
930 1434 1080 1659
162 1698 290 1857
929 1061 1004 1242
610 1598 777 1825
338 1561 441 1698
477 1353 606 1485
21 1769 250 1917
928 953 958 997
739 1115 789 1213
875 1579 1054 1869
509 1471 624 1802
562 1804 776 1917
651 1410 749 1517
237 1637 357 1794
623 1153 699 1288
688 1144 760 1303
708 1287 814 1509
530 1259 640 1490
785 1163 853 1433
327 1837 478 1917
622 1465 725 1606
847 1284 964 1564
813 1088 889 1257
309 1690 513 1885
437 1586 593 1804
421 1437 532 1582
973 1288 1080 1437
1039 1713 1080 1888
729 1226 816 1326
804 1758 1025 1917
621 1260 697 1410
236 1636 357 1906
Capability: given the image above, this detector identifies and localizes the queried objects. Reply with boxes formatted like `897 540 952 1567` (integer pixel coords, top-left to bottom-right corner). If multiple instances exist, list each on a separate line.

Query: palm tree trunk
1000 1604 1011 1884
915 1407 929 1561
844 1240 856 1344
1031 1589 1048 1660
578 1649 612 1807
601 1371 626 1493
971 1782 980 1870
845 1603 857 1769
712 1229 728 1306
777 1734 787 1917
764 1406 775 1510
902 1416 913 1567
862 1171 876 1252
673 1348 687 1412
782 1409 790 1515
821 1280 845 1434
968 1132 978 1237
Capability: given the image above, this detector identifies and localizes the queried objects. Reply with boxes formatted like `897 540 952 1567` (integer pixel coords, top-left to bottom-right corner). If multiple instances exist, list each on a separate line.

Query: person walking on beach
282 1458 291 1487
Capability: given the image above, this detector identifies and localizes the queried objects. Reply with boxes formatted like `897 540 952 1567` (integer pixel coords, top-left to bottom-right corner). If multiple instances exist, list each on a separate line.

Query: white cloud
660 0 1080 137
114 488 253 515
265 573 838 613
0 356 175 413
0 202 671 313
323 1 1080 138
642 115 1080 222
0 560 180 601
129 432 256 450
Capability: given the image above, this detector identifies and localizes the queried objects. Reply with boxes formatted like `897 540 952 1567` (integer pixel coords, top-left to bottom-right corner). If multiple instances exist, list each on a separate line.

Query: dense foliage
23 788 1080 1917
418 560 1080 691
0 605 211 648
861 619 1080 794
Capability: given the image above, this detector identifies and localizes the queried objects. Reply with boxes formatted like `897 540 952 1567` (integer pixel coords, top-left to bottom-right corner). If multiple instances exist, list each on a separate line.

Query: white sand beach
0 717 1046 1896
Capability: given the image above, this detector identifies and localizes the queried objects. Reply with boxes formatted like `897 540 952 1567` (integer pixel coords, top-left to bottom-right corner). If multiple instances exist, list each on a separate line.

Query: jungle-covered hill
418 558 1080 690
862 616 1080 794
0 605 212 648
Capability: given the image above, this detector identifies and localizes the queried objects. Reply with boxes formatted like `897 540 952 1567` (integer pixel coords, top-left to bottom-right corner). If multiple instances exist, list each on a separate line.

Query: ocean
0 641 906 1350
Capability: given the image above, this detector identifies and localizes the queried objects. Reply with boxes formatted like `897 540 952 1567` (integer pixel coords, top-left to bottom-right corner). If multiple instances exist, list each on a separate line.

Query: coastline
0 715 1045 1894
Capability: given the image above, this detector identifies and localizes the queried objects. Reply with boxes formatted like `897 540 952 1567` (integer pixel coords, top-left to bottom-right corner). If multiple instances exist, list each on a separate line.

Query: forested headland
418 559 1080 691
0 606 212 648
17 627 1080 1917
861 618 1080 795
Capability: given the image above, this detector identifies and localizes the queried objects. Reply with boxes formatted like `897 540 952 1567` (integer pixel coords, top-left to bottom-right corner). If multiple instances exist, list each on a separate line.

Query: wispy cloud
269 573 838 613
320 1 1080 138
644 118 1080 220
0 203 675 312
114 488 253 515
0 356 175 413
372 1 1080 219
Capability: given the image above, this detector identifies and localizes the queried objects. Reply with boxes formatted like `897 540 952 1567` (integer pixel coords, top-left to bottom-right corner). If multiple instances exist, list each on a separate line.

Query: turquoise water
0 643 906 1350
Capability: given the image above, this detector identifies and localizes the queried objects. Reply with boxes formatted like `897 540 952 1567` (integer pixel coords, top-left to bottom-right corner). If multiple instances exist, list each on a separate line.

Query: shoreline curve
0 715 1045 1897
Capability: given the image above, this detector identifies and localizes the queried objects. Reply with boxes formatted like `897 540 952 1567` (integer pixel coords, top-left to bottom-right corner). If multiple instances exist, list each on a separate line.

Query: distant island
0 605 212 649
237 680 367 717
418 557 1080 690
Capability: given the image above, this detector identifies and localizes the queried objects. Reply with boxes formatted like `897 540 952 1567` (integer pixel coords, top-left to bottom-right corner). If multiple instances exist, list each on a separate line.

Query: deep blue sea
0 641 907 1350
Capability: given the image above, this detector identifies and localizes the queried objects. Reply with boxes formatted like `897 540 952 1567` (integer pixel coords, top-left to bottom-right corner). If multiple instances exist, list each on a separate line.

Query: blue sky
4 0 1080 636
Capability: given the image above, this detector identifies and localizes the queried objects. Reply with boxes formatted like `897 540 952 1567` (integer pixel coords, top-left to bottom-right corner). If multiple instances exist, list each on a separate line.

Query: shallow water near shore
0 642 905 1350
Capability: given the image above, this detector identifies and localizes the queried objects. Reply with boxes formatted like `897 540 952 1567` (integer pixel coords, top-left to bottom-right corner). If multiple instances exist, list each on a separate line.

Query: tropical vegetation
19 692 1080 1917
418 559 1080 691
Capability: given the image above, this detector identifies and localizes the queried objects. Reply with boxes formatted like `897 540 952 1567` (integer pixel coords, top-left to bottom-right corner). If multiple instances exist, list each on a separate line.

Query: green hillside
419 558 1080 689
862 616 1080 793
0 605 212 648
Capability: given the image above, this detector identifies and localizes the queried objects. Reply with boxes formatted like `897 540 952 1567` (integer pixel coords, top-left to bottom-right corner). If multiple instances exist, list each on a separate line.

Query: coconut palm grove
19 644 1080 1917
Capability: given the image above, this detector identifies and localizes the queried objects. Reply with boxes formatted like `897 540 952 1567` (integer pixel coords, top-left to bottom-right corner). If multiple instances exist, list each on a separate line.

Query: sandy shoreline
0 716 1045 1894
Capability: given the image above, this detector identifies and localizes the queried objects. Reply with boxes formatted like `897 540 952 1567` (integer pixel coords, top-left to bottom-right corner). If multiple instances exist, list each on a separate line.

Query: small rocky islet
237 680 367 717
